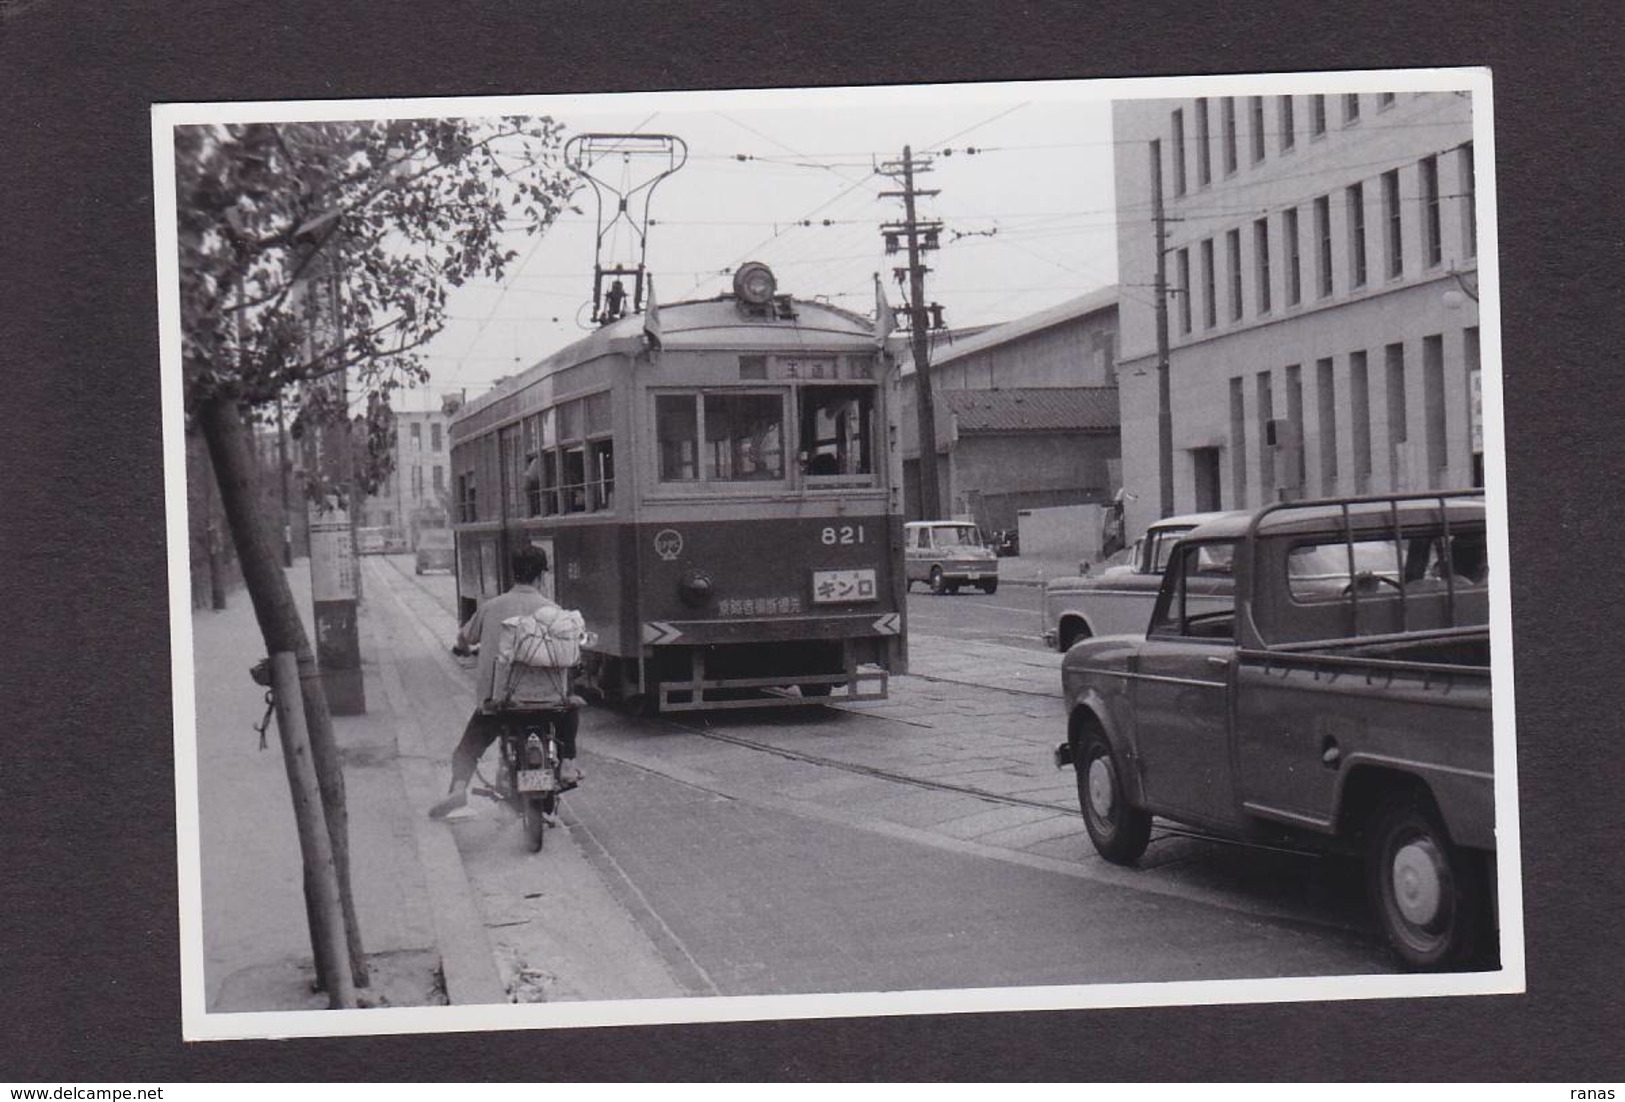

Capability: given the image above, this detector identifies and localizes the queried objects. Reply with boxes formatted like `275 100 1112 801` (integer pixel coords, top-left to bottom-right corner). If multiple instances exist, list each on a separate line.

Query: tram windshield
799 385 874 479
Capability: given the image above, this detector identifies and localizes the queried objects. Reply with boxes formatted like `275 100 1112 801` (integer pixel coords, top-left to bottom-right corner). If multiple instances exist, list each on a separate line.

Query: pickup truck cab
1043 511 1237 650
1055 491 1496 969
904 520 999 595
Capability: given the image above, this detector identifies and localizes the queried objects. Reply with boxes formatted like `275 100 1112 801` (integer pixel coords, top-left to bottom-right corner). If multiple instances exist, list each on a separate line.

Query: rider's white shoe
558 761 584 786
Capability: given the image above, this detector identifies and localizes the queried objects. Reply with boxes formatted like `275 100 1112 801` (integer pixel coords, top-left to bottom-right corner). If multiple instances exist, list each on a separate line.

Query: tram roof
453 293 883 425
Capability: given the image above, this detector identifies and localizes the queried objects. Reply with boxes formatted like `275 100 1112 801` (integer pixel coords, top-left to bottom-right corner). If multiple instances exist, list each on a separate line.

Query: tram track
375 553 1080 818
371 553 1374 944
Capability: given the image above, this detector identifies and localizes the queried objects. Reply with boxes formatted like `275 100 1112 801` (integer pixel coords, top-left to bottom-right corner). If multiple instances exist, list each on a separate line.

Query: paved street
389 554 1391 1000
194 551 1398 1016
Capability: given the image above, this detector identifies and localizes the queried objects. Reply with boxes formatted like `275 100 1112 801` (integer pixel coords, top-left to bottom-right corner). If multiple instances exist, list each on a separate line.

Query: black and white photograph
154 70 1520 1041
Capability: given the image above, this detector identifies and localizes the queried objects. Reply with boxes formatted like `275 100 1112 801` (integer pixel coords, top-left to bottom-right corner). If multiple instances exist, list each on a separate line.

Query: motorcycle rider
429 543 583 819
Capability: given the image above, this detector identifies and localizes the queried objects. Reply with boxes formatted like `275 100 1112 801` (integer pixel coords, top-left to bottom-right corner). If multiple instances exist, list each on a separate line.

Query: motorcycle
452 608 591 851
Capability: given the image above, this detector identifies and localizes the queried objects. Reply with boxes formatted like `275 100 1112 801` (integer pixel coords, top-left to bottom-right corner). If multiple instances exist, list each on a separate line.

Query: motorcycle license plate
518 768 555 793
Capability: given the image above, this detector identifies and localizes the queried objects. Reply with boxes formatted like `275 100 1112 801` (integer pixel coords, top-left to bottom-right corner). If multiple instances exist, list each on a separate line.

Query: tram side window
589 438 614 510
656 394 699 481
706 392 783 480
456 471 476 522
561 446 587 513
522 415 542 517
799 385 874 479
499 425 526 520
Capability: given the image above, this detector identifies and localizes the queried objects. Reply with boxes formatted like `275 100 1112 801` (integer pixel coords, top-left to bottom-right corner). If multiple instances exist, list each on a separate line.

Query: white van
904 520 999 595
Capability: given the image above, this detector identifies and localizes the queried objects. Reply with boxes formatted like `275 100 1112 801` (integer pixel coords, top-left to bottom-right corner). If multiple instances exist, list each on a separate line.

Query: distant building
358 407 454 542
1112 90 1481 540
897 288 1121 528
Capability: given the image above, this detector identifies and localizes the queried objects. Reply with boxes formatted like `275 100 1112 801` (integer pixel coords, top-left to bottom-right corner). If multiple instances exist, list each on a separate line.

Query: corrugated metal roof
946 387 1120 433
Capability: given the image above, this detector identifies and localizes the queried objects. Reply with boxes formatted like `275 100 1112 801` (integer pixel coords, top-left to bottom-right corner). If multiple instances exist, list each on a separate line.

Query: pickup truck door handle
1204 655 1231 669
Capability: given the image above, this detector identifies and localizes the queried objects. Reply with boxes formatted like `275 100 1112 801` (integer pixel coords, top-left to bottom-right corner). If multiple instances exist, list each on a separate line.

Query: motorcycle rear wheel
522 794 552 851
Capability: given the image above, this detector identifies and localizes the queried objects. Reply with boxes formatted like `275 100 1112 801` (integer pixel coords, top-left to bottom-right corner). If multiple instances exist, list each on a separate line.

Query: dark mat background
3 0 1620 1082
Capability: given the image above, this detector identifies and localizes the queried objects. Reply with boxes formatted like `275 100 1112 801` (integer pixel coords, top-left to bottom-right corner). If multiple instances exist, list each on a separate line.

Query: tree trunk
196 395 369 991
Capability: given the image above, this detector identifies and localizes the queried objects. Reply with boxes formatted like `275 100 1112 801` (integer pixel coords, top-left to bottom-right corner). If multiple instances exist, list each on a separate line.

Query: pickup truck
1053 491 1496 969
1042 511 1237 650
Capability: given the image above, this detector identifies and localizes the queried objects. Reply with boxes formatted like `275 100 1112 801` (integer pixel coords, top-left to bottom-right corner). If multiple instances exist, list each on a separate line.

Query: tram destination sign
812 568 878 604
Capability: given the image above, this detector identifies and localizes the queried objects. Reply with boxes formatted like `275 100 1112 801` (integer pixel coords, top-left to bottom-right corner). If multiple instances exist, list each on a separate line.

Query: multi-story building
358 407 455 543
896 288 1122 530
1112 90 1482 540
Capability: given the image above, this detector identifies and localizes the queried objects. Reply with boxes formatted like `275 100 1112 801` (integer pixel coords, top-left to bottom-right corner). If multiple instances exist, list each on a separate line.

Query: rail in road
374 553 1389 964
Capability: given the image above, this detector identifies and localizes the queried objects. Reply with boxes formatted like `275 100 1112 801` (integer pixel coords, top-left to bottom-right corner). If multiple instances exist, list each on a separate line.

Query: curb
363 602 511 1006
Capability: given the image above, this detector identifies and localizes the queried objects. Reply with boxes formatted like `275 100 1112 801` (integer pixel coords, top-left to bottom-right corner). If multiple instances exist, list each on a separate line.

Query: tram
448 262 908 711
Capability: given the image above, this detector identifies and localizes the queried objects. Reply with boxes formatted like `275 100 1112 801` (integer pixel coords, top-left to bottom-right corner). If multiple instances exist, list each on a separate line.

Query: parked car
904 520 999 595
1054 491 1495 969
1042 511 1237 650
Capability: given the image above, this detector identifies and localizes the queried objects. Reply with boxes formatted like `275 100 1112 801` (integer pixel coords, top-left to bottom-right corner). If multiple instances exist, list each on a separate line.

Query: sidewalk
192 561 446 1011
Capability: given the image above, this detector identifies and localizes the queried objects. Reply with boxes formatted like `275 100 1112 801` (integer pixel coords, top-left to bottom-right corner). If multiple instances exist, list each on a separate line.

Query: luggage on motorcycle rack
491 607 594 708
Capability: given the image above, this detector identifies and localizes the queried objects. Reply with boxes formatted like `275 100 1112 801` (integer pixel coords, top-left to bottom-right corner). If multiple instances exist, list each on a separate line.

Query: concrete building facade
897 288 1122 528
359 407 454 541
1112 90 1482 540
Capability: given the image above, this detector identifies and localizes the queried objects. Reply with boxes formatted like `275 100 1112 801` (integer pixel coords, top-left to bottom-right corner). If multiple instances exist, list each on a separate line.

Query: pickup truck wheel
979 580 998 595
1078 733 1151 865
1368 802 1485 969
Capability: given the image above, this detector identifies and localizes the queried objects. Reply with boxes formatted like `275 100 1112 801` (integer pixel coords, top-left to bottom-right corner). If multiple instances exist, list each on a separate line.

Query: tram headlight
733 261 777 305
679 568 715 608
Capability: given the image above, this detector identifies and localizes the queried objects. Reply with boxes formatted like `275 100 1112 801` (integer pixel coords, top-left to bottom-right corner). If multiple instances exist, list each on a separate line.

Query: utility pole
880 145 945 520
1151 139 1175 519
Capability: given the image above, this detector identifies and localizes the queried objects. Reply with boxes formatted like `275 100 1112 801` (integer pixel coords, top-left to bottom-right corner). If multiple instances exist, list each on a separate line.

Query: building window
1382 169 1404 279
1350 351 1372 493
1347 182 1367 288
1200 238 1217 329
1250 96 1266 164
1229 377 1248 509
1171 109 1186 196
1310 94 1327 137
1284 207 1302 306
1227 228 1244 320
431 423 443 451
433 464 444 492
1314 195 1333 299
1386 343 1409 490
1317 358 1338 494
410 422 422 450
1286 364 1305 493
1460 142 1477 258
1343 93 1360 124
1421 154 1442 268
1176 247 1192 334
1423 334 1447 475
1221 97 1238 176
1195 98 1211 187
1256 372 1275 502
1278 96 1296 152
1254 218 1271 314
1378 91 1396 111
